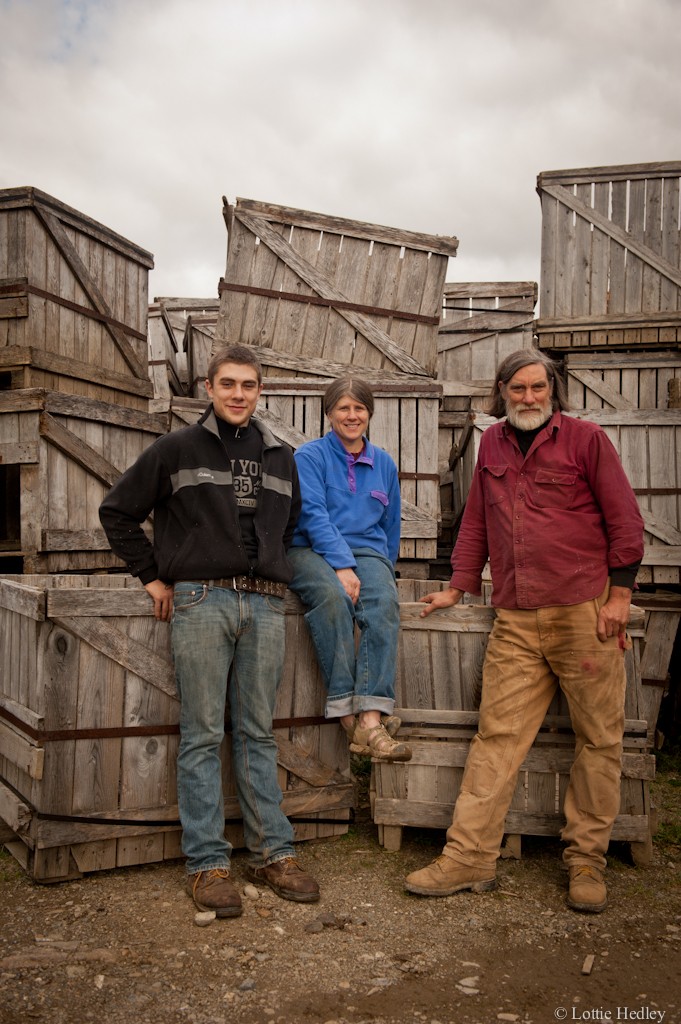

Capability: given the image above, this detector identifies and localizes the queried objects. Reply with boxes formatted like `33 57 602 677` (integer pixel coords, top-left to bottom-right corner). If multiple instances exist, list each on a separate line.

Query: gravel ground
1 760 679 1024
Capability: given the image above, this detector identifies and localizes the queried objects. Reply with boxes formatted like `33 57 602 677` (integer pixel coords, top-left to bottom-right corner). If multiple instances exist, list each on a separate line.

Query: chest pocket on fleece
532 469 576 509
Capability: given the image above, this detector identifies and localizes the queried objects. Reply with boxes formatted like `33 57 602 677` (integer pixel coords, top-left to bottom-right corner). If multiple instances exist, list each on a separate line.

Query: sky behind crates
1 0 681 306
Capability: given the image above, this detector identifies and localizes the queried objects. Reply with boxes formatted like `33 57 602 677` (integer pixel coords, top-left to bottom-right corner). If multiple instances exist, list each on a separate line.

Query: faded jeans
171 583 294 875
288 546 400 718
443 584 626 872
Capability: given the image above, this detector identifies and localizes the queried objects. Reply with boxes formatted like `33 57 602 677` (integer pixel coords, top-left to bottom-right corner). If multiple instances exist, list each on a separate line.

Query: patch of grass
654 820 681 855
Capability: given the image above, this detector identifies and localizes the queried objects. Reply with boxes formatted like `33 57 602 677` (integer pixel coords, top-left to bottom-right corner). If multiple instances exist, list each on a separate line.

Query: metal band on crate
32 810 354 827
0 705 328 743
633 487 681 496
398 472 441 482
0 280 147 341
218 279 440 326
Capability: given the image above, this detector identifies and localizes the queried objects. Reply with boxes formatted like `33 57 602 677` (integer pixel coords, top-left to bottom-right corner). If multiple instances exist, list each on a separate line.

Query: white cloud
1 0 680 300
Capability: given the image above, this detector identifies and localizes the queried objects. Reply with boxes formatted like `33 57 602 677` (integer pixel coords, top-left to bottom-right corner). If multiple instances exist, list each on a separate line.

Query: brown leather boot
405 855 497 896
246 857 320 903
567 865 607 913
186 868 243 917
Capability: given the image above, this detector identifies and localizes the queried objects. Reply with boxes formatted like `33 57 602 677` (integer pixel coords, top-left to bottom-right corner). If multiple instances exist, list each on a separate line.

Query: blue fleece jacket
291 430 401 568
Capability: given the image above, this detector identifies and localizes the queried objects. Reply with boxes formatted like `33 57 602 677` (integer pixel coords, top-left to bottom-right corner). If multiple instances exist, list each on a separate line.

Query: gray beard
505 404 552 431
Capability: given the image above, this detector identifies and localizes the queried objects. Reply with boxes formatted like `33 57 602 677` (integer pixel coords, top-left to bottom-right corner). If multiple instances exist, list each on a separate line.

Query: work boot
349 722 412 762
186 868 243 917
246 857 320 903
405 855 497 896
567 865 607 913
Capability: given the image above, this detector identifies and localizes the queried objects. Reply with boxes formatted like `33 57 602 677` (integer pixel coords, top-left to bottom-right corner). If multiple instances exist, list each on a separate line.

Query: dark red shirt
450 411 645 609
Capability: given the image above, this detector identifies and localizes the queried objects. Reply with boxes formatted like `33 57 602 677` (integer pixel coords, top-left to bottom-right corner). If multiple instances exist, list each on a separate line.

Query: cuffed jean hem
266 851 296 867
186 862 230 877
353 696 394 715
326 695 396 717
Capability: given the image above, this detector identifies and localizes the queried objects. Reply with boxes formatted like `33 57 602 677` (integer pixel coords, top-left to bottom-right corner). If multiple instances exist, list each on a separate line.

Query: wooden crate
213 197 458 378
372 597 656 861
0 186 154 410
147 306 185 400
0 389 165 573
565 351 681 411
160 377 442 564
149 297 219 401
536 162 681 351
0 575 353 882
438 281 537 386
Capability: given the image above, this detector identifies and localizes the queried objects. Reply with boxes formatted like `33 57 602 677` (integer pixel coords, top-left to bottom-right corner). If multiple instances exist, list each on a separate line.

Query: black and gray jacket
99 407 301 586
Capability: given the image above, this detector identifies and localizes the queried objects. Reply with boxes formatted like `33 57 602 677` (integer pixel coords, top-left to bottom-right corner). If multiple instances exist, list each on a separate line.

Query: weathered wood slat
0 578 45 620
233 196 459 257
0 719 44 779
33 783 354 848
0 344 152 398
0 440 39 464
51 615 178 700
0 778 32 836
39 413 122 488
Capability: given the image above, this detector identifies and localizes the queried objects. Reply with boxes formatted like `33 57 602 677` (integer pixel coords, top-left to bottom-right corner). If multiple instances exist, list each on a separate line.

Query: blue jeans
171 583 294 875
288 546 399 718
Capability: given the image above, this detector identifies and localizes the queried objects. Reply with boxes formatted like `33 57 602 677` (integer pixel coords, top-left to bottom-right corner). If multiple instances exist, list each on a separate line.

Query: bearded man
405 349 644 914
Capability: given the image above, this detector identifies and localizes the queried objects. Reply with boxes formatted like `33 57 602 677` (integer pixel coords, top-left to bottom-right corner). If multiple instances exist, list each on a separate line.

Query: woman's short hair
323 377 375 418
207 345 263 385
487 348 569 418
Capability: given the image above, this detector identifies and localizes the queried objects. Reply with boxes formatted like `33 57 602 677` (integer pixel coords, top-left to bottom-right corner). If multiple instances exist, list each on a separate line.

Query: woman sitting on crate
288 377 411 762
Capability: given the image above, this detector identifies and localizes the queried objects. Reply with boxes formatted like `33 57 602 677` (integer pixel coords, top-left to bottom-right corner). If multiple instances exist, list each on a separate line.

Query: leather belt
198 576 287 599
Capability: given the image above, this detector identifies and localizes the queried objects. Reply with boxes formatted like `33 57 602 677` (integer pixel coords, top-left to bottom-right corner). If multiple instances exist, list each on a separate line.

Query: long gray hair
487 348 569 418
323 377 375 418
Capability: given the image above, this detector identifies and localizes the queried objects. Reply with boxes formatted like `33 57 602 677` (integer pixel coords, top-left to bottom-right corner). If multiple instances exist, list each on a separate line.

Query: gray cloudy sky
2 0 680 304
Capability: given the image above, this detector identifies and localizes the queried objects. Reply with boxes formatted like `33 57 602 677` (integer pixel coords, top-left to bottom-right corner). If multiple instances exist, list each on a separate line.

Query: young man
100 345 319 917
405 349 644 914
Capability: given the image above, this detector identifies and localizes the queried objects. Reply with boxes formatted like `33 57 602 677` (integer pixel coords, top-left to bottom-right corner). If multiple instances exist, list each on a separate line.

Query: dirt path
1 771 679 1024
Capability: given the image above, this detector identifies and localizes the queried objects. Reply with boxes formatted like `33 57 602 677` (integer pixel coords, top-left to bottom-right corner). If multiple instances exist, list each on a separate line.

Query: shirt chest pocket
532 469 577 509
482 465 508 506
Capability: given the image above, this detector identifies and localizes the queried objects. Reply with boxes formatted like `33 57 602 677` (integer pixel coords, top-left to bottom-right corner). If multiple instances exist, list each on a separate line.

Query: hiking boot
186 868 243 917
246 857 320 903
405 855 497 896
349 722 412 762
567 865 607 913
341 714 402 747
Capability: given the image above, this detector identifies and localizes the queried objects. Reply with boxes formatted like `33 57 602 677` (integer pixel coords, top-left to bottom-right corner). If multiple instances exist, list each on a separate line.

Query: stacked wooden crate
534 163 681 584
436 282 537 561
0 187 163 574
183 196 459 574
147 296 220 403
0 575 352 882
0 187 153 407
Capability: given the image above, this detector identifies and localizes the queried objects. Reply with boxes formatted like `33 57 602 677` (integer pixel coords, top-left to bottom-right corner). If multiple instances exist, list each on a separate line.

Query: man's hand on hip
145 579 174 622
597 586 633 644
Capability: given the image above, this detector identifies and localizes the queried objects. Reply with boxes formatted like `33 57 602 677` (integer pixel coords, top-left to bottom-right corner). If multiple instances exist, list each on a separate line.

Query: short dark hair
487 348 569 418
207 345 263 385
323 377 375 418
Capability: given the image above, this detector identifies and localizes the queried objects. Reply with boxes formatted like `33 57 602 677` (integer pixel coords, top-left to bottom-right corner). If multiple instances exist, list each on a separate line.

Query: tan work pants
443 585 626 872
